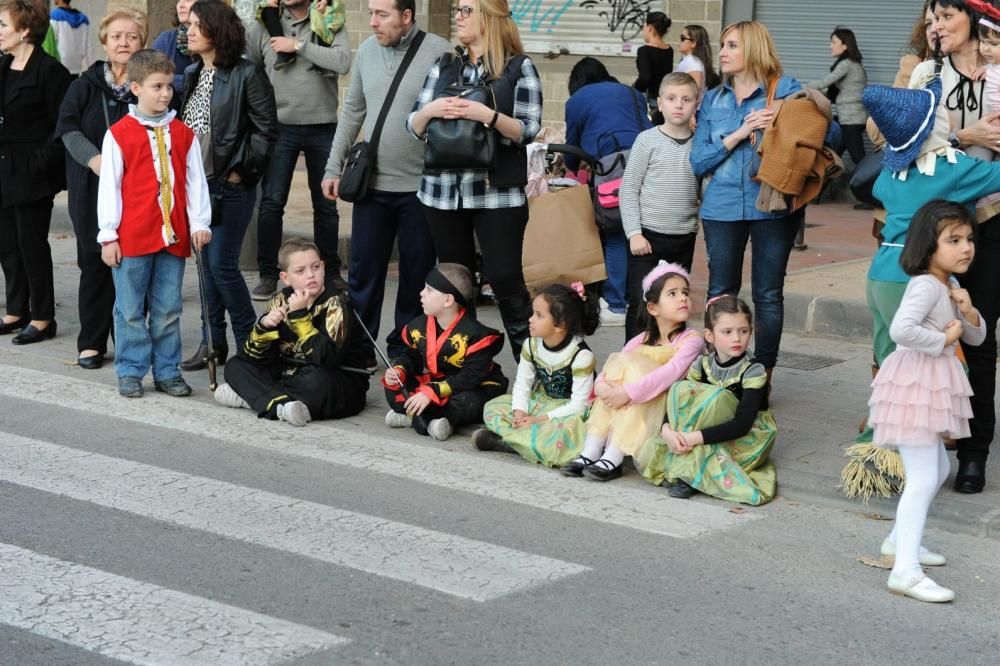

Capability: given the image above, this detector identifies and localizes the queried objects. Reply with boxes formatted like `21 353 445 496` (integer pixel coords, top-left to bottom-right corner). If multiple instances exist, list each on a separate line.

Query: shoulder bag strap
368 29 426 151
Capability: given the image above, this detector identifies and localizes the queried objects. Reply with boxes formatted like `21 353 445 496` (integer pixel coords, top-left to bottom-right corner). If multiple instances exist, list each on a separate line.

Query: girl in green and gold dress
472 283 599 467
636 295 778 505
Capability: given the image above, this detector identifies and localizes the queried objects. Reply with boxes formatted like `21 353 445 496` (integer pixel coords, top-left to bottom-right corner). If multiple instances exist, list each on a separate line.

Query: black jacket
182 59 277 187
0 48 72 205
56 61 134 254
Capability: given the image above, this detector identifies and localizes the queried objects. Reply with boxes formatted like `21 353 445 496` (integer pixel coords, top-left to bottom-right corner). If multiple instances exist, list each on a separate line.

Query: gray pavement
3 224 1000 663
7 226 1000 540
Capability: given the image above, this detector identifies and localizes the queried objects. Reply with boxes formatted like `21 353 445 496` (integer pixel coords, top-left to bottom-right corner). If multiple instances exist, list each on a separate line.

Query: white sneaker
277 401 311 427
427 417 454 441
385 410 410 428
214 383 250 409
887 572 955 603
600 308 627 326
881 538 946 566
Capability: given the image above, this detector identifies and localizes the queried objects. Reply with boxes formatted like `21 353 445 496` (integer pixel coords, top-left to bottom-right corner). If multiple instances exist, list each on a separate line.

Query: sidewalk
38 172 1000 540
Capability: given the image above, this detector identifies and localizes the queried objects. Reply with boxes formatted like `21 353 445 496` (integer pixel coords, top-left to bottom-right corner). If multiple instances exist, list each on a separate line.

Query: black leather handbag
339 31 425 203
424 64 497 171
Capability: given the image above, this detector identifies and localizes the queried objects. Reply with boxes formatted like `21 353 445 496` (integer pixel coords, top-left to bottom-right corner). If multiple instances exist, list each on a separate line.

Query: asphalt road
1 347 1000 665
2 236 1000 664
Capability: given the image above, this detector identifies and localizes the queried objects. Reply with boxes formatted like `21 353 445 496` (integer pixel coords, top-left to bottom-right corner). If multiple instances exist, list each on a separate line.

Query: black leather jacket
182 59 277 187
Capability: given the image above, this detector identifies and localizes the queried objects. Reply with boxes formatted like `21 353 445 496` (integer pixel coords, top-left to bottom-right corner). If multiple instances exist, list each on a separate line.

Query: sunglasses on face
680 35 693 42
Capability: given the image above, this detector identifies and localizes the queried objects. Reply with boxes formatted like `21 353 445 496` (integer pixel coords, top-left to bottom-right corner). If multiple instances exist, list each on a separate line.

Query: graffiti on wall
510 0 576 32
579 0 652 40
510 0 651 41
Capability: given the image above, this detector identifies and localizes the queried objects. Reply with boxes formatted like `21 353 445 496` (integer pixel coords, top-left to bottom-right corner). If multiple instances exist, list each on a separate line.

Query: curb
777 467 1000 543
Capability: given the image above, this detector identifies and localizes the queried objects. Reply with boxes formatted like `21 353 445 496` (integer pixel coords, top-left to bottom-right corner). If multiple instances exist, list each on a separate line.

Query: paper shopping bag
523 185 607 292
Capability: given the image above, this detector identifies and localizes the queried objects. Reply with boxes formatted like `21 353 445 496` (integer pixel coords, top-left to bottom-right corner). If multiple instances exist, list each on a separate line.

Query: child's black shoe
560 456 595 477
472 428 515 453
583 459 623 482
667 480 698 499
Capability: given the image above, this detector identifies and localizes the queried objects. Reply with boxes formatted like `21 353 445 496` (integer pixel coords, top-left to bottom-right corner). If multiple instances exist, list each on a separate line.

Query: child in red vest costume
97 49 212 398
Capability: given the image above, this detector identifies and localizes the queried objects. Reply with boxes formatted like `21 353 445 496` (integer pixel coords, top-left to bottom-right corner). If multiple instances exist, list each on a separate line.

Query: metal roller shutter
753 0 924 87
453 0 663 57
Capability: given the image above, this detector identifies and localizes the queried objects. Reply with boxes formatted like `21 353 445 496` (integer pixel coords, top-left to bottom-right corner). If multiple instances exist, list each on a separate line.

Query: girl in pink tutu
868 200 985 604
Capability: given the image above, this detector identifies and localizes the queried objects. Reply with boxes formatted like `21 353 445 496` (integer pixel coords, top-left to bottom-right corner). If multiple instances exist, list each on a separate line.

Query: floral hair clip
570 281 587 300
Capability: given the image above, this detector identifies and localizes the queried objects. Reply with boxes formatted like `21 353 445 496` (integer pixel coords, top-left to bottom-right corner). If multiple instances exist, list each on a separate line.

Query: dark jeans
0 198 55 320
257 122 341 280
225 355 369 421
626 230 697 340
702 213 799 369
200 180 258 350
77 249 115 354
422 203 532 358
840 123 866 167
350 190 436 359
958 217 1000 463
422 204 529 302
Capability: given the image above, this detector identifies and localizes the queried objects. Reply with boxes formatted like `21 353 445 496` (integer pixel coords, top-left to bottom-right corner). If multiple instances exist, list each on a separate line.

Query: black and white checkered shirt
406 49 543 210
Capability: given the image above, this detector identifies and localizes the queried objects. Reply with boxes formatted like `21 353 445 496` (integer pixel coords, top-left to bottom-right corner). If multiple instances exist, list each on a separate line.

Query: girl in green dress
636 295 778 504
472 282 599 466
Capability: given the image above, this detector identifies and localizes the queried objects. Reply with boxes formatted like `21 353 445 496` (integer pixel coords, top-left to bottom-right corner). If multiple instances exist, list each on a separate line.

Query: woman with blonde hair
56 7 148 368
690 20 803 383
407 0 543 360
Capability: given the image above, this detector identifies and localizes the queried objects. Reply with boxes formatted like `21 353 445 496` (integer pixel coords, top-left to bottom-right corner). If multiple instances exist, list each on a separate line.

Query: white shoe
600 308 627 326
385 410 410 428
277 401 311 427
214 383 250 409
887 572 955 603
427 417 453 441
881 538 946 566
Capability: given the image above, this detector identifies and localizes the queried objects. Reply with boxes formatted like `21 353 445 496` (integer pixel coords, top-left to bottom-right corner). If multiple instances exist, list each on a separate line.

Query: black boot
496 291 532 362
180 343 229 371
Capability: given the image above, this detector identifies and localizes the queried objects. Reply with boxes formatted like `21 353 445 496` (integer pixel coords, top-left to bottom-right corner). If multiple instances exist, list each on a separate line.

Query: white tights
889 442 950 578
580 434 625 467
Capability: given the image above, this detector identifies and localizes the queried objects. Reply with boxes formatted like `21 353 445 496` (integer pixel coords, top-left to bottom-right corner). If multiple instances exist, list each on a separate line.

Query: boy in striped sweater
620 72 702 339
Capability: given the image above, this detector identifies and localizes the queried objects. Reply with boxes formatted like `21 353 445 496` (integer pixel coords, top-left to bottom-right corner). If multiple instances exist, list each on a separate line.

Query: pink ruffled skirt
868 348 973 447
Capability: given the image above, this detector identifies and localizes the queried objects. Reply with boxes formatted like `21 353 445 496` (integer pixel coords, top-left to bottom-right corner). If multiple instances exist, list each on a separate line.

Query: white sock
891 442 944 578
598 444 625 468
580 434 606 461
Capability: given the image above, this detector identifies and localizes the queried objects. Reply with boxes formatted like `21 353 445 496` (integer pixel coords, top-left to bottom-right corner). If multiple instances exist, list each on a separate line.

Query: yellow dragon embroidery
444 333 469 368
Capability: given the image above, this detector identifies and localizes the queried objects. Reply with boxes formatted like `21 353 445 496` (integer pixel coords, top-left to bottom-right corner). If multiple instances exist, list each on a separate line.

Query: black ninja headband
425 266 468 308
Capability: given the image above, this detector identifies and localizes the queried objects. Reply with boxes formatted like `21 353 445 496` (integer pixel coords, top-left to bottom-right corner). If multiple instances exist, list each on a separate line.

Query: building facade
61 0 923 130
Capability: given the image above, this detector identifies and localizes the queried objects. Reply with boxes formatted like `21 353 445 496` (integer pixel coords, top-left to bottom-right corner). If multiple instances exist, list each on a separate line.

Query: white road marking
0 541 346 665
0 364 760 538
0 434 588 602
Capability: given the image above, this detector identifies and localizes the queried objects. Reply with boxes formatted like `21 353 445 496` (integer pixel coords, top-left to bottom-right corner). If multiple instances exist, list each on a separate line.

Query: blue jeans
111 250 185 380
256 122 341 279
350 190 436 359
702 213 799 369
201 180 258 349
602 230 628 312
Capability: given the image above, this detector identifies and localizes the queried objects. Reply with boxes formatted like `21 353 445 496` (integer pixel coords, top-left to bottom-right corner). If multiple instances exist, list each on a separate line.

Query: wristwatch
948 131 961 149
295 39 305 53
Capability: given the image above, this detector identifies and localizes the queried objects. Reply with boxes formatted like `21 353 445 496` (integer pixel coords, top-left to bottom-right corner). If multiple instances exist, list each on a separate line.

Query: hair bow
968 0 1000 22
570 281 587 300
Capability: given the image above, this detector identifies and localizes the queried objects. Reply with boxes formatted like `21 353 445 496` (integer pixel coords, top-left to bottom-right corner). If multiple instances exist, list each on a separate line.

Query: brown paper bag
522 185 607 293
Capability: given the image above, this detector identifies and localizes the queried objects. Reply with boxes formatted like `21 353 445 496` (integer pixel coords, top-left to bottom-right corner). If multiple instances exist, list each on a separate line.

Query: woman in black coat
0 0 72 344
56 7 147 368
179 0 277 370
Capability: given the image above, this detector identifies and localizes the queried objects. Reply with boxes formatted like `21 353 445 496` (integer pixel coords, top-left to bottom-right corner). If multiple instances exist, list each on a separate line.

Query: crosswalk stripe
0 364 759 538
0 434 589 602
0 541 346 665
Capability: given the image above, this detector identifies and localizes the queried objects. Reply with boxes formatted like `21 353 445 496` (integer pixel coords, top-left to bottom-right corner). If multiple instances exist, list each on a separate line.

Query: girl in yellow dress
562 262 704 481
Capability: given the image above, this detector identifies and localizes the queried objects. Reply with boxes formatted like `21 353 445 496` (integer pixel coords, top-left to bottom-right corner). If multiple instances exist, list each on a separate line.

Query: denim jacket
691 76 802 222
